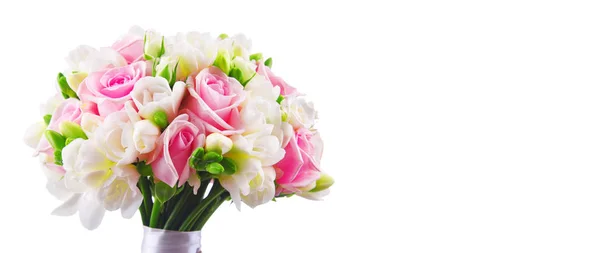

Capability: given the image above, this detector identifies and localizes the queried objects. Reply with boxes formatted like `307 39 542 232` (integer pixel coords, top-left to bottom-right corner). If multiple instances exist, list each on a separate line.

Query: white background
1 0 600 252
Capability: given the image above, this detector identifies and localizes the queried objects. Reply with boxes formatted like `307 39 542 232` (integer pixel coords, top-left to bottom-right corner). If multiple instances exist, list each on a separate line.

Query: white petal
121 189 143 219
80 113 103 137
24 122 46 149
62 138 84 172
206 133 233 154
78 193 106 230
51 194 81 216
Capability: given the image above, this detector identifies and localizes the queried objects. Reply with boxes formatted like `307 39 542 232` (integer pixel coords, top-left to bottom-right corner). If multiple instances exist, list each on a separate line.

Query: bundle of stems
137 174 230 231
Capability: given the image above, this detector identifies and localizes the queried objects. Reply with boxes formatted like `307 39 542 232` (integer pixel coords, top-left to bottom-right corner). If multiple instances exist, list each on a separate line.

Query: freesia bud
206 162 225 175
59 121 88 140
310 173 335 192
218 33 229 40
189 147 205 170
132 120 160 154
230 56 256 85
57 73 79 99
151 110 168 130
45 130 66 150
66 72 88 92
203 151 223 163
205 133 233 154
213 49 232 75
43 114 52 125
221 157 238 175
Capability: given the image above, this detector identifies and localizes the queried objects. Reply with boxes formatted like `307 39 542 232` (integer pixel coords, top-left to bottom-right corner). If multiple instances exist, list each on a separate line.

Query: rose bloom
182 67 245 135
275 128 323 193
79 61 147 116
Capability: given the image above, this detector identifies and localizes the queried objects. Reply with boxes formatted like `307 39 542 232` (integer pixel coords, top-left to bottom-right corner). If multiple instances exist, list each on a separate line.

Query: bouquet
23 26 333 251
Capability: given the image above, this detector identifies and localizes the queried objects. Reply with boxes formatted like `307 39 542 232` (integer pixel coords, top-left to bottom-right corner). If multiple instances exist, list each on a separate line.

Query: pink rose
182 67 245 134
112 33 144 64
36 98 84 154
149 114 205 188
80 61 147 116
257 63 297 96
275 128 323 193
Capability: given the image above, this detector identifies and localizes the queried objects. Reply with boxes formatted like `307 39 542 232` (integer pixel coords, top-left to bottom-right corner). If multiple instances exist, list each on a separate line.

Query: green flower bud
310 173 335 192
249 53 263 61
221 157 238 175
45 130 66 151
230 57 256 85
154 181 177 203
264 57 273 68
203 151 222 163
213 49 232 75
57 72 79 99
136 161 153 177
276 95 284 104
218 33 229 40
189 147 205 170
151 110 168 130
43 114 52 125
59 121 87 140
206 162 225 175
53 149 63 166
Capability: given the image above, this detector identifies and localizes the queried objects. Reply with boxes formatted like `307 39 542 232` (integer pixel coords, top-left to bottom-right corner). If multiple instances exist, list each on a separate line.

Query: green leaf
264 57 273 68
276 95 284 104
249 53 263 61
206 162 225 175
221 157 238 175
169 60 180 87
189 147 205 170
59 121 87 140
45 130 66 150
57 73 79 99
154 181 177 203
136 161 153 177
43 114 52 125
151 110 168 130
203 151 222 163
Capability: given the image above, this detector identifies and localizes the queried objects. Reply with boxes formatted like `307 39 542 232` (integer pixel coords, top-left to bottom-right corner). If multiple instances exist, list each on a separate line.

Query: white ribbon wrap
142 227 202 253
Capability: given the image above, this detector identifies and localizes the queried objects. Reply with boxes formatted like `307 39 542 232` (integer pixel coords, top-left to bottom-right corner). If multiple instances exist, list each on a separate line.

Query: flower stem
194 192 228 231
180 182 225 231
149 200 163 228
138 177 153 226
164 187 192 230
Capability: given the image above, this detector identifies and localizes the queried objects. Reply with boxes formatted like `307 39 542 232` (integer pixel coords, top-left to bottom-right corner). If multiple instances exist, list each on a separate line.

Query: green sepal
45 130 66 151
203 151 223 163
276 95 284 104
59 121 88 140
229 67 243 84
154 181 177 204
221 157 238 175
159 36 166 57
264 57 273 68
158 65 172 84
136 161 153 177
249 53 263 61
43 114 52 125
206 162 225 175
169 60 180 87
57 73 79 99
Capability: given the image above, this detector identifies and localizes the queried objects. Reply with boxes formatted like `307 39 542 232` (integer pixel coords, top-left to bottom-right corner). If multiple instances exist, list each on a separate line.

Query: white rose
93 111 138 165
217 34 252 59
284 95 317 130
132 120 160 154
164 32 217 79
131 76 186 121
65 46 126 73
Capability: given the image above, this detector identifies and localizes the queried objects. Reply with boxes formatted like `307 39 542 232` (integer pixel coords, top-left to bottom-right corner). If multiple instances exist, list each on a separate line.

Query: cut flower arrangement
23 26 333 252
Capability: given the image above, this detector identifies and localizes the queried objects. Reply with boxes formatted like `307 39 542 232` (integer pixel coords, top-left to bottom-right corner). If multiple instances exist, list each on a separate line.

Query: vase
141 227 203 253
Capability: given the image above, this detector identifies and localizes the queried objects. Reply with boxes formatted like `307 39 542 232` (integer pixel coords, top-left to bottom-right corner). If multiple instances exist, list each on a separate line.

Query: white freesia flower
40 94 64 116
93 111 138 166
132 120 160 154
217 34 252 59
57 138 143 230
283 95 317 130
164 32 217 80
65 46 127 73
80 113 102 137
219 132 284 209
131 76 186 121
205 133 233 154
245 74 280 101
